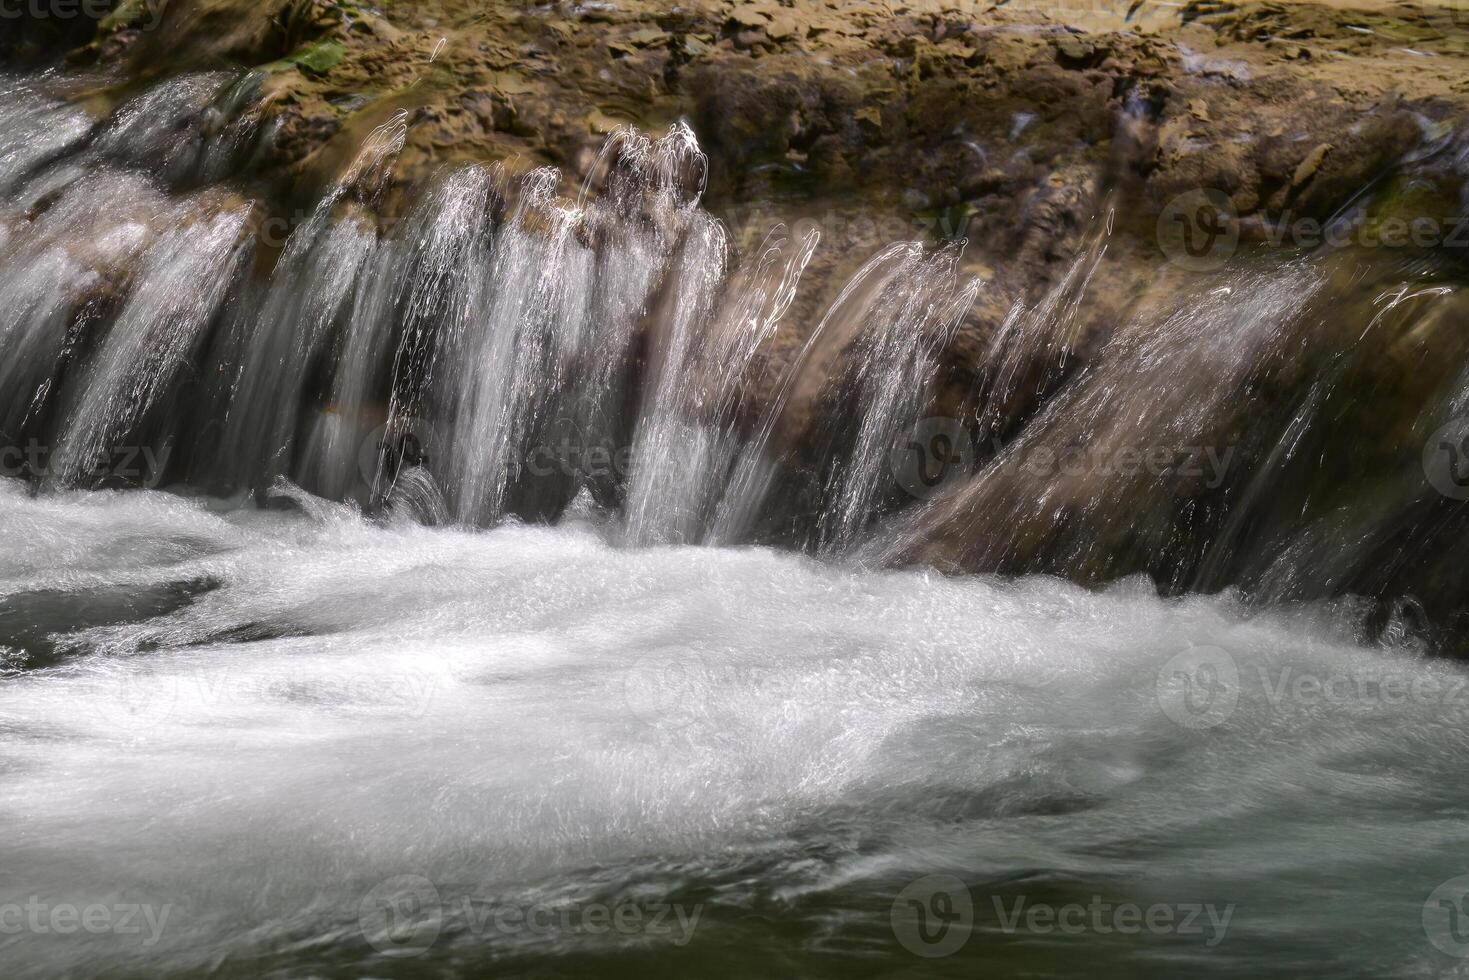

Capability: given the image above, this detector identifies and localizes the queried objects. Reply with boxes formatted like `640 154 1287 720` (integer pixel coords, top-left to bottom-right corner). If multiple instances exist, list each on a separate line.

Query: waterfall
972 216 1110 446
708 242 928 545
890 263 1331 578
9 17 1469 979
813 244 981 555
0 67 1463 624
0 171 170 454
568 125 708 511
214 112 404 494
90 71 266 187
0 74 983 541
47 204 252 489
0 76 92 194
620 211 730 543
437 166 592 525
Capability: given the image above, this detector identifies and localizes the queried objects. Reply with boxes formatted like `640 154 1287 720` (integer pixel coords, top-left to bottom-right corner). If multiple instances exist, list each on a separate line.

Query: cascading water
0 77 93 194
212 113 400 494
813 243 981 554
46 204 252 489
3 67 1469 980
432 165 592 525
623 223 816 546
0 74 986 540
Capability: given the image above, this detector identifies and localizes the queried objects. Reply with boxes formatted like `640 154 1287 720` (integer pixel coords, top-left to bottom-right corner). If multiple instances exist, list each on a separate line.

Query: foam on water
1 478 1466 977
2 68 1469 980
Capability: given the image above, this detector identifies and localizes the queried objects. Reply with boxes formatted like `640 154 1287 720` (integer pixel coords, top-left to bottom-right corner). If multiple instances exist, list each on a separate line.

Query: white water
3 68 1469 980
2 478 1467 977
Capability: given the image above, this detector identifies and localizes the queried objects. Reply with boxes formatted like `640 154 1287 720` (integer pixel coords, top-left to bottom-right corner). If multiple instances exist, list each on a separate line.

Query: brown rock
1292 142 1332 187
732 29 766 52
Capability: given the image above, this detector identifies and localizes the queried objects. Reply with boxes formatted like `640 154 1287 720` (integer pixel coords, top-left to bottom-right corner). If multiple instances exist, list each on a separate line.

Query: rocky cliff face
11 0 1469 646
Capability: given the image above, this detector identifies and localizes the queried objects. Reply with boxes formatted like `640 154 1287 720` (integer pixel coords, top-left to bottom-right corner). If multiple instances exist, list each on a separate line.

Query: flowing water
2 71 1469 979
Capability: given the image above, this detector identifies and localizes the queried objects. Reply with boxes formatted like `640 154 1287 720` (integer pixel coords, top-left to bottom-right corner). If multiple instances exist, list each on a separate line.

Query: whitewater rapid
2 477 1467 977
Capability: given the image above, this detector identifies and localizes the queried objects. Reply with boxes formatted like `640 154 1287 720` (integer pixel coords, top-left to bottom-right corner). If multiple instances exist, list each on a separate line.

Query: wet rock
24 0 1469 645
1292 141 1332 187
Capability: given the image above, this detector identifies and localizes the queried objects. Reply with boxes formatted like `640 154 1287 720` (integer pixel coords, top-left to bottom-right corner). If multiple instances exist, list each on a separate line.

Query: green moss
920 202 978 240
265 39 348 76
1361 172 1461 244
98 0 155 33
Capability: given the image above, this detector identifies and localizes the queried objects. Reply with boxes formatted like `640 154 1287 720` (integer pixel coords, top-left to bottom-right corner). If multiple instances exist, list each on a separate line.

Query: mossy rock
265 38 347 76
99 0 159 34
